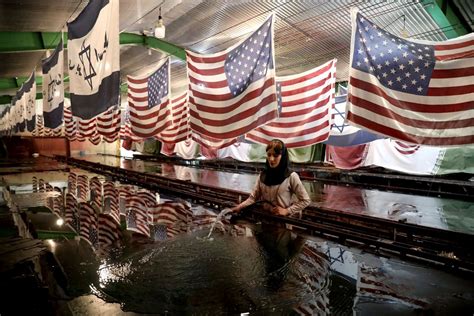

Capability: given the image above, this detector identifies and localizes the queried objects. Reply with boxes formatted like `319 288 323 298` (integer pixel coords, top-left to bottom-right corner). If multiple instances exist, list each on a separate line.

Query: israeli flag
324 86 383 146
42 38 64 129
18 73 36 133
67 0 120 120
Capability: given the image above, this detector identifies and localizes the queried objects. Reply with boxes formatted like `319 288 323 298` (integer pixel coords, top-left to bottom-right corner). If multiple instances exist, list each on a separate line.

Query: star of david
79 40 96 90
325 247 346 265
332 107 348 133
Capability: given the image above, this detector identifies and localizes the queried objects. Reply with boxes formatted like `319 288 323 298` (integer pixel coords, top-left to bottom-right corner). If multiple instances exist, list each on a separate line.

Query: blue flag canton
126 210 137 229
225 17 274 97
152 224 168 241
89 226 99 247
72 213 80 233
352 13 435 95
148 59 169 108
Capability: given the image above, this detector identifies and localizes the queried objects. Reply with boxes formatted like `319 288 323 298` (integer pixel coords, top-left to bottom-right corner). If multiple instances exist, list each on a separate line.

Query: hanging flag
89 177 103 211
192 132 237 149
103 181 120 224
158 91 190 143
42 38 64 131
64 106 77 141
347 9 474 146
127 58 172 138
246 59 336 148
16 73 37 134
67 0 120 141
324 85 384 146
187 14 278 139
98 213 121 247
65 193 80 233
77 174 89 201
79 202 99 248
126 196 150 237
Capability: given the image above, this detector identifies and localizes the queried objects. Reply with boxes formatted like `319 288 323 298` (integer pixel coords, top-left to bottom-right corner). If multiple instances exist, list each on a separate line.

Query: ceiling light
154 7 166 39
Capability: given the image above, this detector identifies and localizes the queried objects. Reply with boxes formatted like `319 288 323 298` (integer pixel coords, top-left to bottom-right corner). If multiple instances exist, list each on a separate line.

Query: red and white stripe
347 12 474 146
158 92 191 143
246 59 337 148
97 106 121 143
103 181 120 225
127 60 172 138
186 16 278 140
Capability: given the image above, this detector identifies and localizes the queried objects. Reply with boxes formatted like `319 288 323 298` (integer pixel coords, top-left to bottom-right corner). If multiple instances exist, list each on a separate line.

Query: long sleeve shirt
238 172 311 215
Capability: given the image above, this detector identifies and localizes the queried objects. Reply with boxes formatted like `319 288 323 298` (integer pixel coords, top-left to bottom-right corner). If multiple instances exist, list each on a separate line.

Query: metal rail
131 154 474 200
58 155 474 272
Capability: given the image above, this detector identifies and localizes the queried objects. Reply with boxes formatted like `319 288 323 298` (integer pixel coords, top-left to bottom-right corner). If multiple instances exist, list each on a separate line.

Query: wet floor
78 155 474 234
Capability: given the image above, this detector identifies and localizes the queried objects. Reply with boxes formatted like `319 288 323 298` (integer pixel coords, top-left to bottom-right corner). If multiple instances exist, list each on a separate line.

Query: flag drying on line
15 73 37 135
65 193 80 233
98 213 121 247
347 9 474 146
79 202 99 248
67 0 120 142
187 14 278 140
324 85 384 146
103 181 120 224
158 91 190 143
246 59 337 148
127 58 172 138
42 38 64 131
126 196 150 237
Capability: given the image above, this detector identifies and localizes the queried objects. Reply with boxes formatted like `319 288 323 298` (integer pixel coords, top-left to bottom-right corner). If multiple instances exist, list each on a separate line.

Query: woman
232 139 311 216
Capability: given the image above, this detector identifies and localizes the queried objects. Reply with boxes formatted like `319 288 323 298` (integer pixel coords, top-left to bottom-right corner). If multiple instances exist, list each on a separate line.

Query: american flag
347 10 474 146
38 179 45 193
157 92 191 143
32 176 38 193
324 85 384 146
151 201 192 226
67 172 77 196
192 132 237 149
64 106 77 141
292 242 331 315
65 192 80 233
151 224 168 241
127 58 172 138
89 177 103 211
103 181 120 224
53 187 64 216
246 59 337 148
76 174 89 201
126 196 150 237
97 106 121 143
79 202 98 248
98 213 121 247
186 15 278 140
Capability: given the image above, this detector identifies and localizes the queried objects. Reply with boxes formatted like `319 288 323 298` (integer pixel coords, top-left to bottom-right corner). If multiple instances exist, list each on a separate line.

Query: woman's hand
272 206 289 216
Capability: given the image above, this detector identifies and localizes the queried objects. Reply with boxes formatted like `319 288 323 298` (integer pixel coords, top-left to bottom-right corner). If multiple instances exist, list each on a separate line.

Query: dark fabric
260 142 292 186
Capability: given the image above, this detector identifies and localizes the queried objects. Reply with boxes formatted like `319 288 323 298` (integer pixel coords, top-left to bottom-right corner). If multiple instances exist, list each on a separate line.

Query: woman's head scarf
260 139 292 186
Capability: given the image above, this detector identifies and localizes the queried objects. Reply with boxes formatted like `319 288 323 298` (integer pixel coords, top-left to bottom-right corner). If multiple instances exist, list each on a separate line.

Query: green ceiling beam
0 31 185 58
0 32 185 103
422 0 468 39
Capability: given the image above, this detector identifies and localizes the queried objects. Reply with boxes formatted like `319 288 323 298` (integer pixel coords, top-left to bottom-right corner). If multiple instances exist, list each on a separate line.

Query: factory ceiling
0 0 470 105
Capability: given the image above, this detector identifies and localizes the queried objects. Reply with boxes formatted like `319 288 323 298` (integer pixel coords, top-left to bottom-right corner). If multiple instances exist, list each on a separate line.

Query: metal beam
422 0 468 38
0 31 185 57
0 32 185 103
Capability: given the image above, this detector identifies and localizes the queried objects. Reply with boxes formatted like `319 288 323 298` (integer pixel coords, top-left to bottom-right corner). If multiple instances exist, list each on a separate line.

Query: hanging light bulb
154 7 166 38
